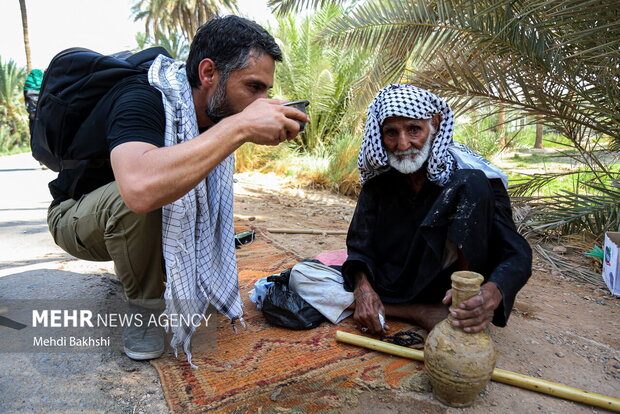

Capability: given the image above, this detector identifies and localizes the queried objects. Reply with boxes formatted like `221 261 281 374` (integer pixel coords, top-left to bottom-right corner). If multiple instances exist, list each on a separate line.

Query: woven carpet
151 226 425 413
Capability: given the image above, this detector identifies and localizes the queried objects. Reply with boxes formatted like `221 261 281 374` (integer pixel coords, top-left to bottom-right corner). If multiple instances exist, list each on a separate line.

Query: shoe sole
123 346 164 360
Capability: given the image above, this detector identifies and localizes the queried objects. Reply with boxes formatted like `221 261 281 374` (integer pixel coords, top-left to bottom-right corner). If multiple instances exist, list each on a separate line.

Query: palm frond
308 0 619 144
509 170 606 197
152 30 190 60
0 58 28 149
316 0 470 111
268 0 354 16
534 244 606 288
272 4 370 151
131 0 239 42
0 58 26 107
526 180 620 237
267 0 620 237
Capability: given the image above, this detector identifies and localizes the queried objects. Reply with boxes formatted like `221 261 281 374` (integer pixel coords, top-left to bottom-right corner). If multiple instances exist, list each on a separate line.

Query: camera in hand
281 100 310 132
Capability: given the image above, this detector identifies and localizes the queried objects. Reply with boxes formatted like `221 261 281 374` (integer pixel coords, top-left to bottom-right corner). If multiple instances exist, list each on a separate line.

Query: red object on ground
315 249 348 266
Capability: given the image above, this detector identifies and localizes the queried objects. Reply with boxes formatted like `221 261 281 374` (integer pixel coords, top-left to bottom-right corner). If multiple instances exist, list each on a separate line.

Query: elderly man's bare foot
414 303 450 331
385 303 449 331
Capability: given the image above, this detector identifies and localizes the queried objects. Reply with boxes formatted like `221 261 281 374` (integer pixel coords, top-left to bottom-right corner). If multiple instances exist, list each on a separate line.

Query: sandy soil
2 151 616 414
233 171 620 414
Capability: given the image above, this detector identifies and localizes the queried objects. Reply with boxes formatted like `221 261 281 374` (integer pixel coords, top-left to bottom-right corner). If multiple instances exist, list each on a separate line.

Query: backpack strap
126 47 171 67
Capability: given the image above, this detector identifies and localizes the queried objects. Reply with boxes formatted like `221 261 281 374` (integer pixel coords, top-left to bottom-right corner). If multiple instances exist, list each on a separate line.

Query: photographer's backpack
31 46 171 172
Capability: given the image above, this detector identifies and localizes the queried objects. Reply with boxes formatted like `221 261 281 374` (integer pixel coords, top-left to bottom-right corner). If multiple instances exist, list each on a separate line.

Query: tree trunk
535 120 544 149
497 104 506 149
19 0 32 73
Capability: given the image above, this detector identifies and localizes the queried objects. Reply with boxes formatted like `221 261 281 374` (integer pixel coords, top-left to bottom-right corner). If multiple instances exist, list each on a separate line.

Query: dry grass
235 133 362 198
324 133 361 197
235 143 297 175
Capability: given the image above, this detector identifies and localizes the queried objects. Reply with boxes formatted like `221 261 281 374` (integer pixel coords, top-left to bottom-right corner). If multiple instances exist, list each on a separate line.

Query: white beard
387 131 434 174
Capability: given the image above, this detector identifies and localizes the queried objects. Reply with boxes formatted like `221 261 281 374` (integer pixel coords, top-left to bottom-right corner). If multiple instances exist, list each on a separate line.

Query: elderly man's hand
353 273 389 335
442 281 502 333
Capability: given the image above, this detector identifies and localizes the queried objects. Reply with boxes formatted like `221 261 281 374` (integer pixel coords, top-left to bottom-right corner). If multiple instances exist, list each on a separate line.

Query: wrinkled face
205 53 275 124
381 116 436 174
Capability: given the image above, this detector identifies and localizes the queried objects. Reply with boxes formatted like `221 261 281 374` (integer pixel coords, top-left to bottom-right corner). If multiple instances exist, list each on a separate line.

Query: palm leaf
306 0 619 237
510 170 605 198
268 0 355 16
316 0 470 110
309 0 619 145
526 180 620 237
0 58 26 107
132 0 239 42
0 58 26 124
0 58 28 148
271 4 370 151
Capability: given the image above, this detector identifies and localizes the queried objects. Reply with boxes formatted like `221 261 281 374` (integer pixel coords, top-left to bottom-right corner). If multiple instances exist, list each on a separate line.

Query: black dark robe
342 168 532 326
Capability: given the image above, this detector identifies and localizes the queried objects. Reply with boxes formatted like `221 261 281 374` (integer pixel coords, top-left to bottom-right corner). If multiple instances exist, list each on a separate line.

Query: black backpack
31 47 171 172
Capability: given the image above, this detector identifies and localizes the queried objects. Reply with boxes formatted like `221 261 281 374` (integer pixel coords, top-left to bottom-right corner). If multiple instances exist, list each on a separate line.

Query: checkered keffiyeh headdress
358 84 507 187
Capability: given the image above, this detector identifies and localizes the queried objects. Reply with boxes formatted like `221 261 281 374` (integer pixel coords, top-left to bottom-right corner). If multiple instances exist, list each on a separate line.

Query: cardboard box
603 232 620 296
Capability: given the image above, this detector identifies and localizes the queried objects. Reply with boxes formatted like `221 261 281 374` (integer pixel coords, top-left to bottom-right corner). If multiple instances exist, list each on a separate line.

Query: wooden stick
336 331 620 412
266 228 348 235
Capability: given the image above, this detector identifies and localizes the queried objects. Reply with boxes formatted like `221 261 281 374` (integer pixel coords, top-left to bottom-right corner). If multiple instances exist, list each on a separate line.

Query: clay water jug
424 271 497 407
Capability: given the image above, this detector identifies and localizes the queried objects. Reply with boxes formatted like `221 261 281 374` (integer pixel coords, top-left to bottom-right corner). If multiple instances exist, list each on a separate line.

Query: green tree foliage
454 109 504 159
272 5 370 152
131 0 238 43
136 31 189 60
0 58 28 152
271 0 620 237
526 183 620 236
269 0 361 15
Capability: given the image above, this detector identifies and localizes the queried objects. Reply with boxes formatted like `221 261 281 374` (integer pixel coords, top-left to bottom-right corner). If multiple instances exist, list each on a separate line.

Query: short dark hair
186 15 282 89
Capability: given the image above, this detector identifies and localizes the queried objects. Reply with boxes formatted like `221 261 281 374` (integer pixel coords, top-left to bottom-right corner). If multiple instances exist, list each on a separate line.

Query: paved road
0 153 167 413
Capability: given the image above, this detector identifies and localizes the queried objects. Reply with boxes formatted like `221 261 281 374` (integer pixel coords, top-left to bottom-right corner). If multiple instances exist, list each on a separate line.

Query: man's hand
353 273 389 335
111 101 308 214
231 98 310 146
442 281 502 333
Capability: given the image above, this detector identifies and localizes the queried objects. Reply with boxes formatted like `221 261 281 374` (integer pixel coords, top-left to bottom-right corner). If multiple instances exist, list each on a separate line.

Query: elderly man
341 84 532 335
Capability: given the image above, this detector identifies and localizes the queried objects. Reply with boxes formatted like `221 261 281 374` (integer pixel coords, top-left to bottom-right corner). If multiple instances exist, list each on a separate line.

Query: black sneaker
122 305 164 360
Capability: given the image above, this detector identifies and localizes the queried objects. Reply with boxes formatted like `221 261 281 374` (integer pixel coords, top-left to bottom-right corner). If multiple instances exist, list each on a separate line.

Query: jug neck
448 271 485 315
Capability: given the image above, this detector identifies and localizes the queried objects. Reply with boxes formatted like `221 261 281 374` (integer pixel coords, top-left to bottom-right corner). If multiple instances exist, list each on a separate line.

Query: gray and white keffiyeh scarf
149 55 244 368
358 83 508 187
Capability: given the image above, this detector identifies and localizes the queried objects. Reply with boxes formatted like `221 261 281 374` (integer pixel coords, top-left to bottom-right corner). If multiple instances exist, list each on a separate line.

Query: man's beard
205 79 235 124
387 128 435 174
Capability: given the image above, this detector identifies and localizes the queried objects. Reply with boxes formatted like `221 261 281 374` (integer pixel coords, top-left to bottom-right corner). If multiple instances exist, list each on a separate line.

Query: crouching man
341 84 532 335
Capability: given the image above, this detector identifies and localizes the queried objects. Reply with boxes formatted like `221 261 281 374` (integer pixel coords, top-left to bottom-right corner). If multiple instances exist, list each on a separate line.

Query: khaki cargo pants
47 181 165 300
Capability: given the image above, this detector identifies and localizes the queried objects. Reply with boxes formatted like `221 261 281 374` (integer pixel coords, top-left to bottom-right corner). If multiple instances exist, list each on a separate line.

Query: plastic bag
249 276 273 310
261 270 325 330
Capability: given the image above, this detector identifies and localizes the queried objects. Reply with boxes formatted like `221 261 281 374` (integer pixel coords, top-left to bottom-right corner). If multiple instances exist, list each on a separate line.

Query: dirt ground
234 171 620 413
2 152 617 413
